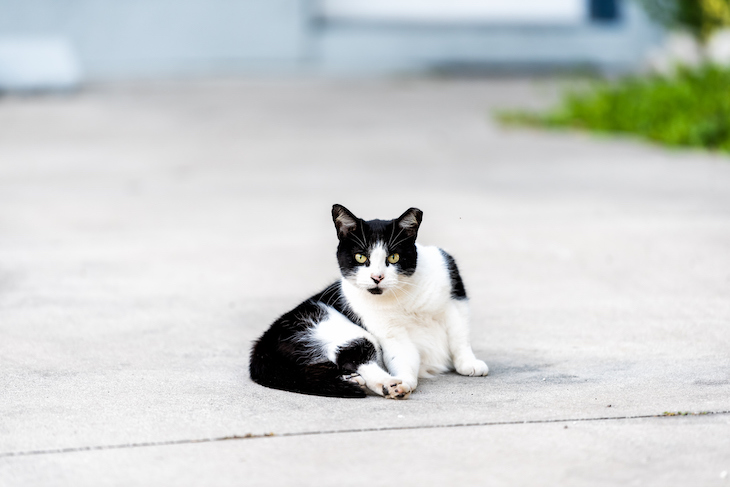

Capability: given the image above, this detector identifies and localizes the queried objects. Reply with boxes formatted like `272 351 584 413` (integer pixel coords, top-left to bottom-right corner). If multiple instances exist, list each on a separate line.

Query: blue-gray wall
0 0 661 80
0 0 309 78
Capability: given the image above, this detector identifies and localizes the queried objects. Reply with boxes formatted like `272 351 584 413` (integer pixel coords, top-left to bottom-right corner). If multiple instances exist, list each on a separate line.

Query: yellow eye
387 253 400 264
355 253 367 264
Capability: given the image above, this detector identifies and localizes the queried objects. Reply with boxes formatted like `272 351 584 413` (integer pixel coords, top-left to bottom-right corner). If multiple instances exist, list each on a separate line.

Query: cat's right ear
332 204 359 240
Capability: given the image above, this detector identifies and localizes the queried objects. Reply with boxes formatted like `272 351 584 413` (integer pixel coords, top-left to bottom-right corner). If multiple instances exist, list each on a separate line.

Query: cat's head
332 204 423 295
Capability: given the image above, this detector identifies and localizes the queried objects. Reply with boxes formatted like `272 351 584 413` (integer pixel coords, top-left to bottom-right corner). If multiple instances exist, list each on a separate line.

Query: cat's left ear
332 204 360 240
396 207 423 237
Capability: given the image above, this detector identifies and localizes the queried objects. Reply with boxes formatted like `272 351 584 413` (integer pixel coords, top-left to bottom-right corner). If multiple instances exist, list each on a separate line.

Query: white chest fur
341 244 458 377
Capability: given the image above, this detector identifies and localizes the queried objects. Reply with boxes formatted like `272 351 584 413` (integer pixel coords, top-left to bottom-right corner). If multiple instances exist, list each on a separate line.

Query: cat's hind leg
313 311 410 399
336 338 411 399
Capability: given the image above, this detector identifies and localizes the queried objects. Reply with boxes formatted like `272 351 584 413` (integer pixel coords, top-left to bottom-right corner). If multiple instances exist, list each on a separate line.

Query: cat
249 204 489 399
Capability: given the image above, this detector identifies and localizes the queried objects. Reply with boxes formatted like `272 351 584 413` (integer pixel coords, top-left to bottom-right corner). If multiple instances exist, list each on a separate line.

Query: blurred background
0 0 663 88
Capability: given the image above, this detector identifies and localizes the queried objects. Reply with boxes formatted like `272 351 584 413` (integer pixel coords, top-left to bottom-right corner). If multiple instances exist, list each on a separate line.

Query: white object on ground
707 28 730 65
646 29 730 74
645 31 702 74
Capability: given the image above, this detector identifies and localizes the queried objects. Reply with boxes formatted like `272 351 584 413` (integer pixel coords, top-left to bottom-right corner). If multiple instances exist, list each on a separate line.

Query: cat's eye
354 253 367 264
387 253 400 264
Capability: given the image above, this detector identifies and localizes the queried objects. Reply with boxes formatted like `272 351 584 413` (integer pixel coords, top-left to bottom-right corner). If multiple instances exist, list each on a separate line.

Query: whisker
322 282 337 297
390 286 406 309
325 284 341 308
351 234 367 250
388 227 405 248
392 282 417 300
318 281 341 309
389 235 413 249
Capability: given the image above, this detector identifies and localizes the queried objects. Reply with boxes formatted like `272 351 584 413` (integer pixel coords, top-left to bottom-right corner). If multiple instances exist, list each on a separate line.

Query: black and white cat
249 205 488 399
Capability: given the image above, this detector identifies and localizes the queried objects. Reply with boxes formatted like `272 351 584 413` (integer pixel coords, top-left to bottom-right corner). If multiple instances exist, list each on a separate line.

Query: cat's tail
249 346 366 398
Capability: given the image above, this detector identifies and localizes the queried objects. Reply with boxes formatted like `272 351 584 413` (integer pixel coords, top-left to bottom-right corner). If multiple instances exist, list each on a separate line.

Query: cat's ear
332 204 359 239
396 207 423 237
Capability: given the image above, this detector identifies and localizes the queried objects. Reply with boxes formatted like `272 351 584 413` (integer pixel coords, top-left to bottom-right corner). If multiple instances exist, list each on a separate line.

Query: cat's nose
371 273 384 284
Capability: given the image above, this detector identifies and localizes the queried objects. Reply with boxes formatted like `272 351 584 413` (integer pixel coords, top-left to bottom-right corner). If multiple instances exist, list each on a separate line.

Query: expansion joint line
2 410 729 459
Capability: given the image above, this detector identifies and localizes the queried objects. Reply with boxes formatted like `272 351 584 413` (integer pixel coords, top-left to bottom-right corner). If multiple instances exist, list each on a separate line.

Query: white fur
310 308 375 362
341 243 488 393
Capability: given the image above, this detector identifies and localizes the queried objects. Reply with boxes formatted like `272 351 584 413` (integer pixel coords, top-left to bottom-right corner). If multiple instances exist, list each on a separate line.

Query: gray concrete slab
3 414 730 486
1 78 729 485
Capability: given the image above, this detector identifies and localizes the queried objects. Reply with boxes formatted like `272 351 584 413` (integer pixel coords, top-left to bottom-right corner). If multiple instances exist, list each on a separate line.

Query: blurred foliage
637 0 730 42
499 65 730 152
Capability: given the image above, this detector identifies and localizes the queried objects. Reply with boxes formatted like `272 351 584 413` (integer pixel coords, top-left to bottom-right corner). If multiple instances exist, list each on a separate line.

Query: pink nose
371 274 384 284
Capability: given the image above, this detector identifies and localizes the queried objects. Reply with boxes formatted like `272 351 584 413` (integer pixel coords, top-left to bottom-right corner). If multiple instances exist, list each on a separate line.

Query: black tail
249 342 366 398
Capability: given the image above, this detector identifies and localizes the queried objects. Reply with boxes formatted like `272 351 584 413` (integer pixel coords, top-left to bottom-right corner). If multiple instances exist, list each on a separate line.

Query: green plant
638 0 730 43
498 65 730 152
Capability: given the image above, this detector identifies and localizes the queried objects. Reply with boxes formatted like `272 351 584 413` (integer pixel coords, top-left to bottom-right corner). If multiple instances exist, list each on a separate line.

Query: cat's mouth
367 287 384 295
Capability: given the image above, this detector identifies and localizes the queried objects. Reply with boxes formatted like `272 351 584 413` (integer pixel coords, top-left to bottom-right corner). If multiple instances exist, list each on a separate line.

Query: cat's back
410 244 465 303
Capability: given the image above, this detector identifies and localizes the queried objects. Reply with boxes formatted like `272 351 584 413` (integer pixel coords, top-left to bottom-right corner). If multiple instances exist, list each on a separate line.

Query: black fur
336 338 376 373
249 284 368 398
439 249 467 300
313 281 363 328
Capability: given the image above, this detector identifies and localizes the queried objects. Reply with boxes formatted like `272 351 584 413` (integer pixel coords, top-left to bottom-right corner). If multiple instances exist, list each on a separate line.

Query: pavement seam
3 410 728 459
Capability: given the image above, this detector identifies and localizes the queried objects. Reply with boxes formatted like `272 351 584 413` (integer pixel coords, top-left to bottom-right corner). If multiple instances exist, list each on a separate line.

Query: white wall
320 0 587 25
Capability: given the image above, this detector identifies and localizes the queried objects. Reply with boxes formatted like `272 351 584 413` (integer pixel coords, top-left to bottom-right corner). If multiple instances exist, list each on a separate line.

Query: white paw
456 359 489 377
380 378 412 400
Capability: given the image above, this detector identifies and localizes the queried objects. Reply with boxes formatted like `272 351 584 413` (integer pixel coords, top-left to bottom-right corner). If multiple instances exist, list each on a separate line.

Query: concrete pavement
1 78 729 485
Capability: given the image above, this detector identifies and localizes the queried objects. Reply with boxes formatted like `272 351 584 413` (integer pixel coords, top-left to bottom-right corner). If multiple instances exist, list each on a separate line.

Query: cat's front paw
455 359 489 377
380 379 411 400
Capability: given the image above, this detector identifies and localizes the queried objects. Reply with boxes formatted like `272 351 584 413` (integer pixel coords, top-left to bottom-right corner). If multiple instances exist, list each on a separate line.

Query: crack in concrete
2 410 728 459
